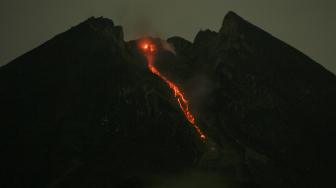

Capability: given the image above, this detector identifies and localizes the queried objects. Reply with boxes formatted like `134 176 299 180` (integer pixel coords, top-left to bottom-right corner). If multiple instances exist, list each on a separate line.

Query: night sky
0 0 335 73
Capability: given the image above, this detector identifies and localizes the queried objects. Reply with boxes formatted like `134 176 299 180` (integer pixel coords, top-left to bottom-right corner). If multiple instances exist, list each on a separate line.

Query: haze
0 0 335 73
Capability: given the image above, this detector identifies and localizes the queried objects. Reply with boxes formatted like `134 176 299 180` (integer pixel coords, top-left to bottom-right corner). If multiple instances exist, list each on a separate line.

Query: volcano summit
0 12 335 188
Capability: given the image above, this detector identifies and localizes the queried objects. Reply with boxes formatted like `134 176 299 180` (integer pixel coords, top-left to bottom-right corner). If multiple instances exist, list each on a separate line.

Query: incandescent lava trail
138 39 206 141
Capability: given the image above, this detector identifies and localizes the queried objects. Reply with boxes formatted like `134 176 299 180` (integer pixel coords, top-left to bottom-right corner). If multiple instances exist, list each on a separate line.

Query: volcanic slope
1 12 336 188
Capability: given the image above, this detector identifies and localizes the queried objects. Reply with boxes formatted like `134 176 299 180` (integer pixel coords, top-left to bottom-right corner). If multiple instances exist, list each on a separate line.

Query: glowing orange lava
139 39 206 141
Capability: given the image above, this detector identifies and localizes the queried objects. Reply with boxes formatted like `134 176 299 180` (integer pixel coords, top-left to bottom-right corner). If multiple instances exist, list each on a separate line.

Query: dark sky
1 0 335 73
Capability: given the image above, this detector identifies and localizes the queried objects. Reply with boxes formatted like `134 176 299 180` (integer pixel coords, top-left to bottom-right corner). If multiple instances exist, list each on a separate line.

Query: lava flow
139 39 206 141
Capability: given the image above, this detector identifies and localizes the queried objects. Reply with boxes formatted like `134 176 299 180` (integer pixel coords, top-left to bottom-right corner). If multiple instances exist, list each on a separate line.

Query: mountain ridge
1 11 335 188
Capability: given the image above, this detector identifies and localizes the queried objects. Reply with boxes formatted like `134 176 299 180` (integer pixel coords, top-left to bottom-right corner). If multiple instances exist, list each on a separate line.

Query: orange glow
140 40 156 53
138 39 206 141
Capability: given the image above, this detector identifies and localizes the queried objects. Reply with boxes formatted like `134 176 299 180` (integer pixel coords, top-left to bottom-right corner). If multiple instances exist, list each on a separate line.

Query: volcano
1 12 335 188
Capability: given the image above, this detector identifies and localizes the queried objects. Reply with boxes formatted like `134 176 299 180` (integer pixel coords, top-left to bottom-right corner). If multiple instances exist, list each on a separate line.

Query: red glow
138 39 206 141
140 40 156 53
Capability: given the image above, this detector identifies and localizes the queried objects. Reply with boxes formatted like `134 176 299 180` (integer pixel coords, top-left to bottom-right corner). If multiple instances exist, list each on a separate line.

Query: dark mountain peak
167 36 192 55
194 29 218 45
219 11 250 37
80 16 115 30
5 17 126 69
191 29 218 60
167 36 191 46
81 17 114 27
223 11 242 23
70 16 124 42
217 11 336 79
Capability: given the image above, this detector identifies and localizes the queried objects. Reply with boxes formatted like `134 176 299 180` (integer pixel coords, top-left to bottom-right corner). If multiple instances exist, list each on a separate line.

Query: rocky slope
168 11 336 188
1 12 335 188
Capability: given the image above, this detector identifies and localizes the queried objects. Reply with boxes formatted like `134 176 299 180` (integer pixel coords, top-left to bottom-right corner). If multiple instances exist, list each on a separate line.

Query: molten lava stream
139 40 206 141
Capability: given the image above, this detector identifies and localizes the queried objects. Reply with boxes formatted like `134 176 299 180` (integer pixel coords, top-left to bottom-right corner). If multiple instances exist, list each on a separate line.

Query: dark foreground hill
0 11 335 188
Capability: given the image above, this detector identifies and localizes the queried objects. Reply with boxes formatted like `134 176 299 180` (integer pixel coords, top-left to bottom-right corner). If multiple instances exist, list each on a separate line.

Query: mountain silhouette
1 11 335 188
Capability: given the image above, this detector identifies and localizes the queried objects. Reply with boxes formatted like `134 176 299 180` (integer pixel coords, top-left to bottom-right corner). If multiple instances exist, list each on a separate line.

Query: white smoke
160 39 176 55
